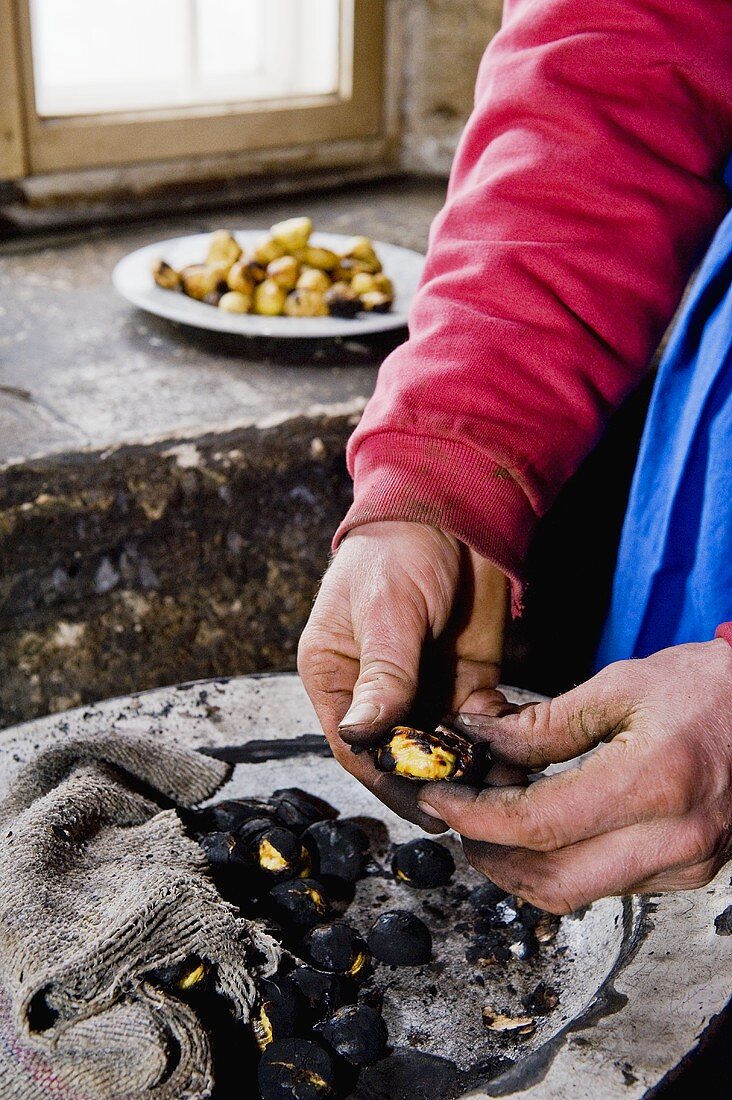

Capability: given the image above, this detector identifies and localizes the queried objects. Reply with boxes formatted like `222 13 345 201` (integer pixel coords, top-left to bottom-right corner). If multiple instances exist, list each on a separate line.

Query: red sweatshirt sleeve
335 0 732 612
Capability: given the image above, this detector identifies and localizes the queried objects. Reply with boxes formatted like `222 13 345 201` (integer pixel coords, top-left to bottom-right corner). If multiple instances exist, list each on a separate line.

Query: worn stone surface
0 180 445 728
395 0 503 175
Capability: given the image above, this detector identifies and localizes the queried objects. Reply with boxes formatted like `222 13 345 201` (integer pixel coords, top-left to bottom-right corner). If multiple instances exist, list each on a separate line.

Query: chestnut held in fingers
258 1037 337 1100
316 1004 388 1067
391 839 455 889
367 910 432 967
303 922 371 977
304 821 370 884
371 724 489 783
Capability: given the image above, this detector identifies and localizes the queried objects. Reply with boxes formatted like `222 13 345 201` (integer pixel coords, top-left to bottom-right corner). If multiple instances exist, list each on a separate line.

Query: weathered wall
394 0 504 175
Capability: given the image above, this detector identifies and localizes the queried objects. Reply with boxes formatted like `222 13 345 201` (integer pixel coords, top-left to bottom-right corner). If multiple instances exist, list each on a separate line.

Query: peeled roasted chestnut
252 237 287 266
152 258 181 291
227 259 256 295
367 910 432 967
253 825 311 879
218 290 251 314
181 263 229 301
316 1004 388 1067
297 245 339 272
271 216 313 252
371 724 488 783
303 923 370 978
269 878 330 929
341 235 377 263
270 788 339 833
206 229 242 268
349 271 378 296
289 966 353 1020
391 839 455 889
267 255 300 291
252 975 301 1051
254 279 288 316
258 1037 337 1099
283 288 328 318
324 283 361 319
304 821 370 884
296 268 331 294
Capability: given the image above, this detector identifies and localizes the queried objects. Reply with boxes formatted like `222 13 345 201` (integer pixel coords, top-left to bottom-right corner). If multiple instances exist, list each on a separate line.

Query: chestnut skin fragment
371 724 489 784
391 839 455 889
367 910 432 967
316 1004 388 1067
258 1037 338 1100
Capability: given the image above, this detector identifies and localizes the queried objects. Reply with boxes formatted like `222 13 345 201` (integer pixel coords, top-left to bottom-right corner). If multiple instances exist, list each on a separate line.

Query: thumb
338 604 425 746
453 663 636 770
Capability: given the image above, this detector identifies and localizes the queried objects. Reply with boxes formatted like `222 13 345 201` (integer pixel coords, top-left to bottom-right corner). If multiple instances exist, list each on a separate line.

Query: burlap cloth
0 730 281 1099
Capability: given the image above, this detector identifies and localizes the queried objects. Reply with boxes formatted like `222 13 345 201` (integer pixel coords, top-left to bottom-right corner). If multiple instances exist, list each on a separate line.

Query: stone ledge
0 402 364 727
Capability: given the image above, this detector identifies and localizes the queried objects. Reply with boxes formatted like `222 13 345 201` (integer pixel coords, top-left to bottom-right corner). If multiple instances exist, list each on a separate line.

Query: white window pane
30 0 343 118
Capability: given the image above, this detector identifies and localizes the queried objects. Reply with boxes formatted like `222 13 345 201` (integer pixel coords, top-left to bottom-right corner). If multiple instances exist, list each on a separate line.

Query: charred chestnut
258 1037 337 1099
316 1004 388 1067
367 910 432 967
253 825 311 879
147 955 210 994
468 881 509 911
290 966 353 1019
269 878 330 929
304 821 370 884
360 290 393 313
372 724 488 783
270 788 339 832
252 975 301 1051
303 923 371 978
198 830 249 868
391 839 455 889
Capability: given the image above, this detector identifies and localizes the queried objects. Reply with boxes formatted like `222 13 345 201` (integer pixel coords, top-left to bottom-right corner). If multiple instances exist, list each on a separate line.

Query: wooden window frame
1 0 384 179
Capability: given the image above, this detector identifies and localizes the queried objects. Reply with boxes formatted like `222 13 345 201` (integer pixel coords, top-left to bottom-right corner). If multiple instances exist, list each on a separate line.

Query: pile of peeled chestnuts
160 782 561 1098
152 218 394 319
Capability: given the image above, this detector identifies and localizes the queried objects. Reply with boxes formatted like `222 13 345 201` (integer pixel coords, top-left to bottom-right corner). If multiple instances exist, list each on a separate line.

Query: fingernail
339 701 381 729
417 800 443 819
454 713 481 728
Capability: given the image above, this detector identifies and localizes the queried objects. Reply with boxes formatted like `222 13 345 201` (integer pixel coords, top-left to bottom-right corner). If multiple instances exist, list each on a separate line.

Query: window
1 0 385 178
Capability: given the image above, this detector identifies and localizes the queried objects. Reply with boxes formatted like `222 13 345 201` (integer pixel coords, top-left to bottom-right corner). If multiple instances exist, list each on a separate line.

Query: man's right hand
297 521 509 831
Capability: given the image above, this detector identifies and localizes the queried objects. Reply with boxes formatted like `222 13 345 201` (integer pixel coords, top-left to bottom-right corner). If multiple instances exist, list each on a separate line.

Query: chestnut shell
371 724 489 784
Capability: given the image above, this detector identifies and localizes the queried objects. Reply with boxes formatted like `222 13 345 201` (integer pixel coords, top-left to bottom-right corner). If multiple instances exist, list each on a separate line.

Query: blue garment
596 179 732 667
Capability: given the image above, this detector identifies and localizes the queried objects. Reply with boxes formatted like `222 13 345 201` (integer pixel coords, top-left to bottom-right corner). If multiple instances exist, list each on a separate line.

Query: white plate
112 230 425 339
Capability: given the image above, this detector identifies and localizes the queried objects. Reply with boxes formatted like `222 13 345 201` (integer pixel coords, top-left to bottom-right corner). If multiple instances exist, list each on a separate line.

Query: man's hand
418 640 732 913
298 521 508 831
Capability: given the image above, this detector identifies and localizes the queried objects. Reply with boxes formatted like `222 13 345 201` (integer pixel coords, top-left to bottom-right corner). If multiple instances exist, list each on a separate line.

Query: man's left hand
417 640 732 914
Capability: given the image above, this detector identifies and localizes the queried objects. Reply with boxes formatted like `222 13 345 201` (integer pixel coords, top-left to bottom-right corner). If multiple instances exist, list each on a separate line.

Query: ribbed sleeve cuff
333 433 538 615
715 623 732 648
